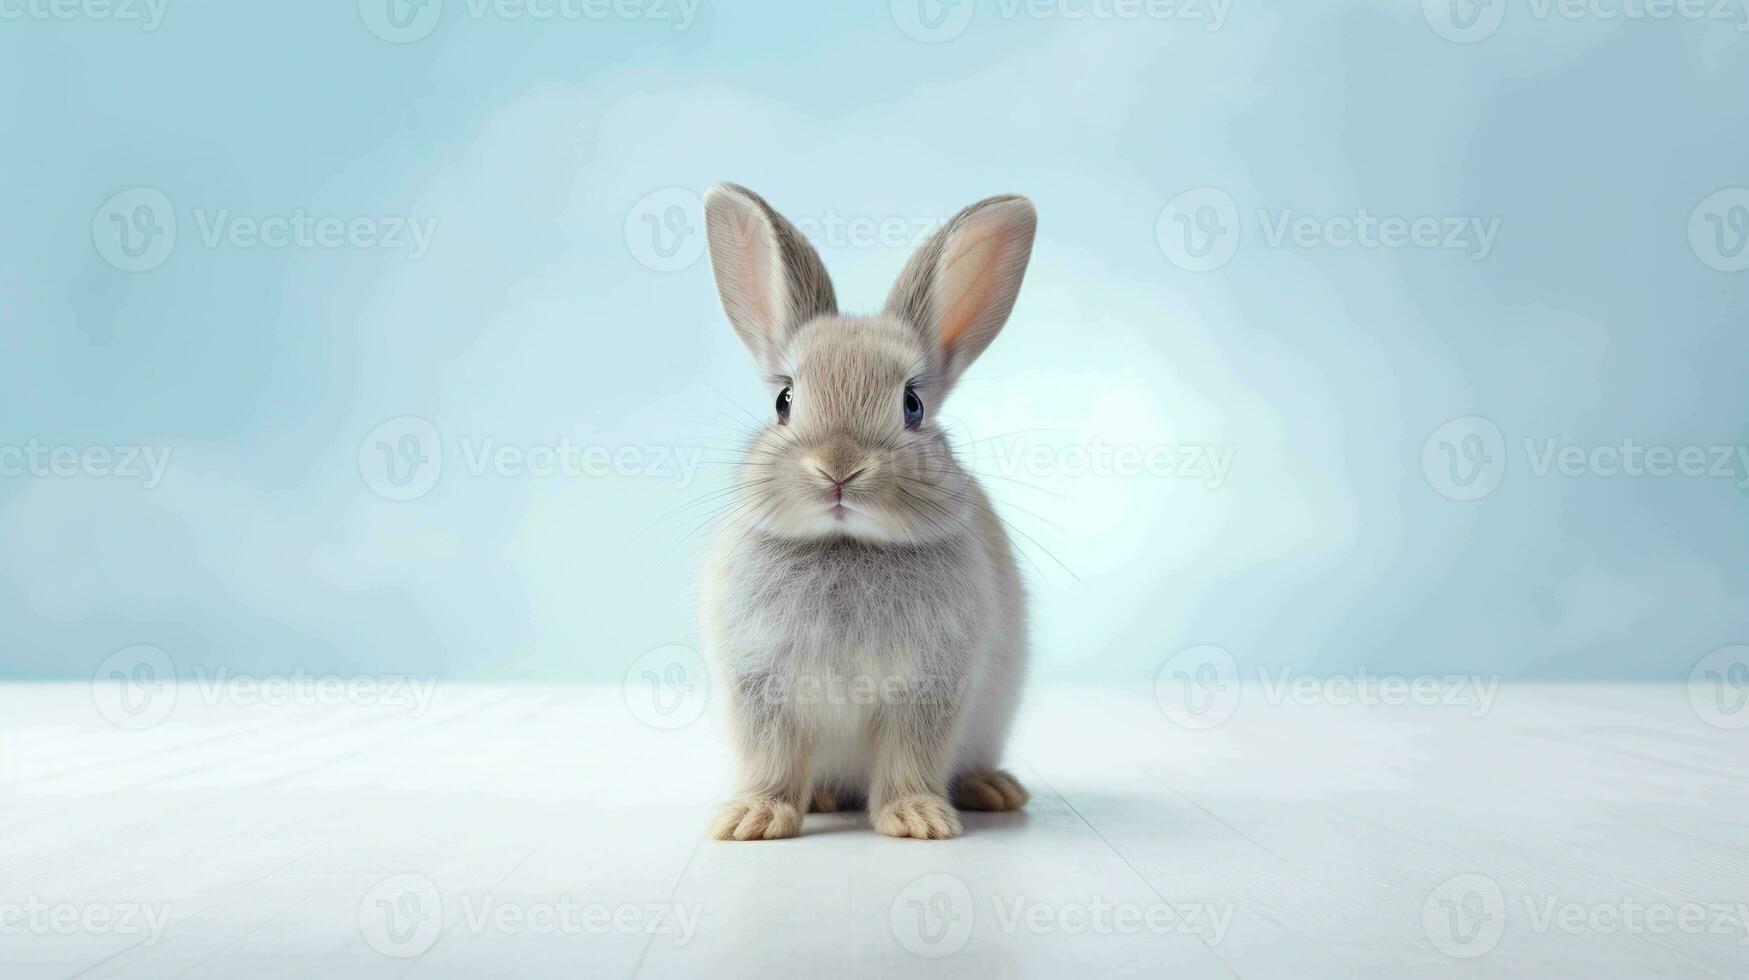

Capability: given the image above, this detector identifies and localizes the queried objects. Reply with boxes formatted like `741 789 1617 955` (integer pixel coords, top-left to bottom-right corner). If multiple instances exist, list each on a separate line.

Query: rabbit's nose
811 464 868 499
804 447 872 498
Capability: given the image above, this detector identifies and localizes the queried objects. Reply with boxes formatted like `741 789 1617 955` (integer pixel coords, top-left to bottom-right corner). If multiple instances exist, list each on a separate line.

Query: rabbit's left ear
703 183 837 376
885 195 1036 390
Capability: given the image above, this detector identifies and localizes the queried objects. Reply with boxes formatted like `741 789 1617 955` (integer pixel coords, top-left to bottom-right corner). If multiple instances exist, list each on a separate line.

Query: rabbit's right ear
884 194 1036 393
703 184 837 374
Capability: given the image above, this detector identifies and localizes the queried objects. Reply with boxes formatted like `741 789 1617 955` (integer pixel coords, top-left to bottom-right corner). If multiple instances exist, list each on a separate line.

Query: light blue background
2 0 1745 681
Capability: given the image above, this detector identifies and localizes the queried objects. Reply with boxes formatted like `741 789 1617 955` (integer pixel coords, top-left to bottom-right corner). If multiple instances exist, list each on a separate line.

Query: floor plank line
1020 758 1245 980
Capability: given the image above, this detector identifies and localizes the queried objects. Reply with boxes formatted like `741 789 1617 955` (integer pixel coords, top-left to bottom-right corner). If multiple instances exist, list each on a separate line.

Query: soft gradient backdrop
2 0 1746 682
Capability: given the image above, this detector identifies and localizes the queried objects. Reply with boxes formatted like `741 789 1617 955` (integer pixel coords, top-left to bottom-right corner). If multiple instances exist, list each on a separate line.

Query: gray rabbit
699 184 1036 840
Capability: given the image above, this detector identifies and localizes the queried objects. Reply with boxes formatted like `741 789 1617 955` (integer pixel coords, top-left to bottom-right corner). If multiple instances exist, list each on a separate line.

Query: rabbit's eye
903 386 924 429
776 386 793 424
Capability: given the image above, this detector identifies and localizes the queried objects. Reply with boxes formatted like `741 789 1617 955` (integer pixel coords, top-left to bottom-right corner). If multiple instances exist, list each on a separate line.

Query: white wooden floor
1 682 1745 978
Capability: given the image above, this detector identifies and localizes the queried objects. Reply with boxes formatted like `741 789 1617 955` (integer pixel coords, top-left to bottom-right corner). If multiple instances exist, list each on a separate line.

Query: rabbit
697 183 1036 840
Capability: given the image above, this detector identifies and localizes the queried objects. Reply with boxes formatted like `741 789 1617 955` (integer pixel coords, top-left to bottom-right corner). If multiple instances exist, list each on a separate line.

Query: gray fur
699 184 1037 839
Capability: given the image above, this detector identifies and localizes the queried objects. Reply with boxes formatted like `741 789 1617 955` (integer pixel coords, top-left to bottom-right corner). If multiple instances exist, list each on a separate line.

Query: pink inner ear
936 220 1007 351
736 208 779 336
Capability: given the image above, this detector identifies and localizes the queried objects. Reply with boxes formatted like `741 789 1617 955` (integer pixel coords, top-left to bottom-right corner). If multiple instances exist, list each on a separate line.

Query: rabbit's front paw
872 793 962 840
709 797 802 841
